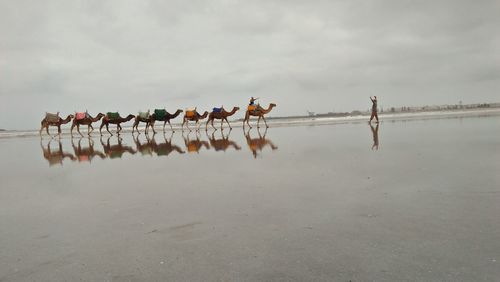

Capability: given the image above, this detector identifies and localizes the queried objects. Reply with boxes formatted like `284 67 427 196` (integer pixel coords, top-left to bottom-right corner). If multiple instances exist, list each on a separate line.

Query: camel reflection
244 128 278 158
151 132 185 156
206 129 241 152
100 136 137 159
370 123 380 150
40 138 76 166
183 131 210 153
133 133 154 157
71 137 106 162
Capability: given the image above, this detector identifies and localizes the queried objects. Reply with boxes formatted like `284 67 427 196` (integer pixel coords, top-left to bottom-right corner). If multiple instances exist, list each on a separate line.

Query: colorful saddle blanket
45 112 60 123
154 109 167 120
138 111 150 119
212 107 223 113
186 110 196 118
107 112 121 120
75 112 87 120
247 105 256 111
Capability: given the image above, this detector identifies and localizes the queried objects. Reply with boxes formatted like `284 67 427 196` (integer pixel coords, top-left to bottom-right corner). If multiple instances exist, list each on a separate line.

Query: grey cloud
0 0 499 129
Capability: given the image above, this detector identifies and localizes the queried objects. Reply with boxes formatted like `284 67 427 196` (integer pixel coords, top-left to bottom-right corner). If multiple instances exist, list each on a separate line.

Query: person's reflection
182 131 210 153
133 133 154 157
151 132 185 156
370 123 380 150
40 138 76 166
206 128 241 152
100 136 137 159
244 128 278 158
71 137 106 162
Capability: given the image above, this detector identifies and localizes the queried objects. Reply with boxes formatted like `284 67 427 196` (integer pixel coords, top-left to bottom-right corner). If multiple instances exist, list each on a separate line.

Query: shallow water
1 115 499 281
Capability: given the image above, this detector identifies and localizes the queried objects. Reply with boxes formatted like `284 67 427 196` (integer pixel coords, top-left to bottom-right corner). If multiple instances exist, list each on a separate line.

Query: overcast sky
1 0 499 129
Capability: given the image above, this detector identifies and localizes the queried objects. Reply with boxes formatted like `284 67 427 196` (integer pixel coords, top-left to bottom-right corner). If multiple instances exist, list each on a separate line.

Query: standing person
369 96 379 123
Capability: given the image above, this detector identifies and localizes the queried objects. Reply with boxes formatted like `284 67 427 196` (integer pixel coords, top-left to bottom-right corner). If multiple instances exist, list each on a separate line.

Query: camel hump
45 112 61 122
138 111 150 119
107 112 120 120
75 112 87 120
248 105 257 111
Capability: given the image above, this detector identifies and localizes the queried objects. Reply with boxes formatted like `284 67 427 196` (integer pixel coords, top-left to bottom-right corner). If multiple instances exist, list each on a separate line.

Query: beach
1 112 499 281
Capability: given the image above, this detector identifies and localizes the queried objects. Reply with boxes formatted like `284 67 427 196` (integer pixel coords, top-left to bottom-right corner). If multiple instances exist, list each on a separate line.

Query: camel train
39 99 276 136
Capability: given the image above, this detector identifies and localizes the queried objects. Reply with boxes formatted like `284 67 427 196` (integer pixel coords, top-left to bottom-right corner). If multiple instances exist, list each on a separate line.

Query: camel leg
99 122 105 135
220 119 224 130
205 119 210 131
186 121 192 132
262 116 269 128
77 124 84 137
151 121 157 134
225 118 232 130
257 116 262 128
88 124 94 135
132 121 136 134
57 125 62 136
163 121 166 132
117 124 121 135
245 112 252 129
106 124 112 136
70 123 75 136
168 120 174 132
211 119 217 131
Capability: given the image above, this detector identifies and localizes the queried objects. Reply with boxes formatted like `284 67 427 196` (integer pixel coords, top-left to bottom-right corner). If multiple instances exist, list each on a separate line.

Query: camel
132 110 151 135
71 113 105 137
182 108 209 131
39 113 74 136
206 129 241 152
99 113 135 136
205 106 240 131
147 109 183 134
244 128 278 158
71 137 106 162
100 136 137 159
151 132 185 156
182 131 210 153
40 138 76 166
243 103 277 129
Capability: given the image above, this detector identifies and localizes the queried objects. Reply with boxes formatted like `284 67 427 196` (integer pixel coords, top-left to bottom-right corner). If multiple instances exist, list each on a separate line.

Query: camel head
96 113 105 119
172 109 183 118
270 103 277 108
62 114 74 124
125 114 135 121
200 111 209 119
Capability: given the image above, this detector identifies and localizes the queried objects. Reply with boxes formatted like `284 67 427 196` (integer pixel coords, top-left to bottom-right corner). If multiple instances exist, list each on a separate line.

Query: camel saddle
247 105 256 112
186 110 196 118
212 107 223 113
154 109 167 120
45 112 60 123
107 112 121 120
138 111 150 119
75 112 87 120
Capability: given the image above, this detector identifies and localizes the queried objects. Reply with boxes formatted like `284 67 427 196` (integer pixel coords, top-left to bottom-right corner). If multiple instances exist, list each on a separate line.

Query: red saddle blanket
75 112 87 120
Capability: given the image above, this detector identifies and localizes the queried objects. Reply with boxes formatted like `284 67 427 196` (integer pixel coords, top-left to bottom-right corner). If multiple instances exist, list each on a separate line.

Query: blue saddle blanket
212 107 223 113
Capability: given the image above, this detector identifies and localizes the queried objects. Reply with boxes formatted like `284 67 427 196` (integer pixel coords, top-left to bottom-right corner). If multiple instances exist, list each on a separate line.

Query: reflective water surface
1 115 499 281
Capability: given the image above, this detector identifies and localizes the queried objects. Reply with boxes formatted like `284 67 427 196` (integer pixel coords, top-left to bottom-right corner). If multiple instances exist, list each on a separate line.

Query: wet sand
1 115 499 281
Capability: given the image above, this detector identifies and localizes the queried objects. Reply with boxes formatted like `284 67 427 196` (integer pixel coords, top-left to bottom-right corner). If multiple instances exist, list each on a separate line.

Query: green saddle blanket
154 109 167 120
138 111 150 119
107 112 121 120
